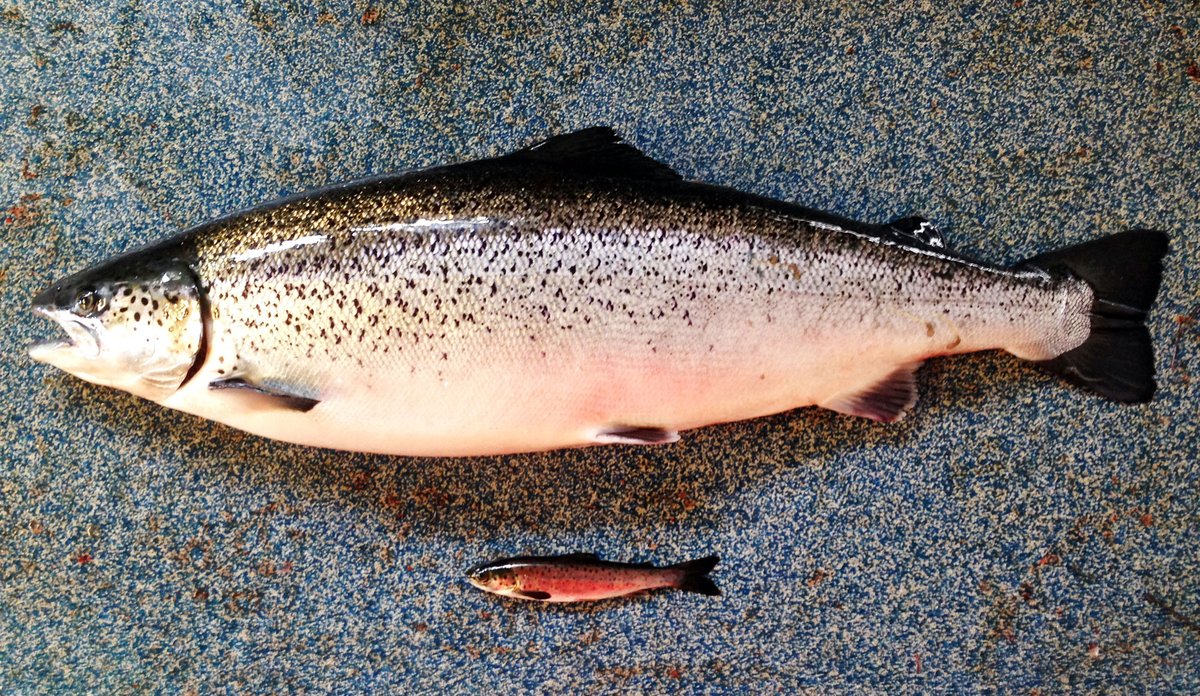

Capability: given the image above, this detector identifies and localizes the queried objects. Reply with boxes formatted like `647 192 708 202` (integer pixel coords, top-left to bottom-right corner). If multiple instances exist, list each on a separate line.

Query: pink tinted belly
524 567 673 601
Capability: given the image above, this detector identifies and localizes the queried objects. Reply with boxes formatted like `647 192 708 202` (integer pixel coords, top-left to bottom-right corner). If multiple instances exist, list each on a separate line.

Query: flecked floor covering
1 1 1198 692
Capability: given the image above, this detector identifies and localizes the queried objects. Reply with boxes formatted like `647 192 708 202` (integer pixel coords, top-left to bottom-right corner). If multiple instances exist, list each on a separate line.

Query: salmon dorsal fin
823 362 923 423
510 127 682 182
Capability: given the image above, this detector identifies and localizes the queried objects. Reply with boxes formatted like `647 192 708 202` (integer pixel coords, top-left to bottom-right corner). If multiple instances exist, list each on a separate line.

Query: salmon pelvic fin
1020 229 1169 403
594 426 680 445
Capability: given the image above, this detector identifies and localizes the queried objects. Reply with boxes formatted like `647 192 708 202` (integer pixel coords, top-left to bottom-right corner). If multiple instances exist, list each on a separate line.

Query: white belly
161 301 992 457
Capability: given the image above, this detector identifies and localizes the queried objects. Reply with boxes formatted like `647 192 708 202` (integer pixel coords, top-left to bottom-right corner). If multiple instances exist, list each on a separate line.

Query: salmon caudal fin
670 555 721 596
1021 229 1169 402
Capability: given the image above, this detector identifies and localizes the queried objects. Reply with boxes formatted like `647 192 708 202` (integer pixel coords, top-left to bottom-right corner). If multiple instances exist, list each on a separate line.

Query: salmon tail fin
1020 229 1169 402
669 554 720 596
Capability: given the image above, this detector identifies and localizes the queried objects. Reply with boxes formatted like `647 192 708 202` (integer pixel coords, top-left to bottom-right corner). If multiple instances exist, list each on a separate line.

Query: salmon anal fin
823 362 923 423
594 426 680 445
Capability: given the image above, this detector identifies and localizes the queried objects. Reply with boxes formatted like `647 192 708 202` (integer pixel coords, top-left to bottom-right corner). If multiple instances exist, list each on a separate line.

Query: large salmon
29 128 1168 456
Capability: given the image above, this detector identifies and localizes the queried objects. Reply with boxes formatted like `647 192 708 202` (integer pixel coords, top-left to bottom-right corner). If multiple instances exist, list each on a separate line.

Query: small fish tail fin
669 554 720 596
1020 228 1169 402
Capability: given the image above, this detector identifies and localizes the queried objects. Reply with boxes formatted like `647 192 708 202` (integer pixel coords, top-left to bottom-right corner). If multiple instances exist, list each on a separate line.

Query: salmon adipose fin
669 555 721 596
1021 229 1169 402
888 215 947 249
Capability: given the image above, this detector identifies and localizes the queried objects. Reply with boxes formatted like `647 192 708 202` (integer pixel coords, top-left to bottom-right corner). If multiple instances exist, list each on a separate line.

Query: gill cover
29 257 205 402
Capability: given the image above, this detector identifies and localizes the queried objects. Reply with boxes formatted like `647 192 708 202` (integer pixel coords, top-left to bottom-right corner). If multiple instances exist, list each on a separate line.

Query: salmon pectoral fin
208 377 320 413
822 362 923 423
512 589 551 601
593 426 681 446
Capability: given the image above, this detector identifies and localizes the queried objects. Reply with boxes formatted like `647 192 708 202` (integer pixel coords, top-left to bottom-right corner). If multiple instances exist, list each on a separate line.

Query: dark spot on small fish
133 312 140 321
925 322 935 337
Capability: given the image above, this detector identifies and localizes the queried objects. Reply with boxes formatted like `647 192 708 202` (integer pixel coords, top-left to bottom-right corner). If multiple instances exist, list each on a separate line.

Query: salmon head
466 561 523 598
29 253 205 402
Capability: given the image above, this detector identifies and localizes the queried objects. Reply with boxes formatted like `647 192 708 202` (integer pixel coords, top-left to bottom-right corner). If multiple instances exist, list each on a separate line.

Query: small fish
29 128 1169 456
466 553 720 603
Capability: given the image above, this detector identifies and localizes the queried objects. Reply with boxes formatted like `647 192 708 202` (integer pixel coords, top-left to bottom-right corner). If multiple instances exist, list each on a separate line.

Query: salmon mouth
28 306 99 362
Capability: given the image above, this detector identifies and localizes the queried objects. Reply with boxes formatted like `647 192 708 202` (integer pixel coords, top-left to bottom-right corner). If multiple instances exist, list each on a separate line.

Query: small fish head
466 562 522 597
29 257 204 401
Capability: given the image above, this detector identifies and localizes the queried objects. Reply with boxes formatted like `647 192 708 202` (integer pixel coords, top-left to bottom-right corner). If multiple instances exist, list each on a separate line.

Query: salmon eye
72 291 105 317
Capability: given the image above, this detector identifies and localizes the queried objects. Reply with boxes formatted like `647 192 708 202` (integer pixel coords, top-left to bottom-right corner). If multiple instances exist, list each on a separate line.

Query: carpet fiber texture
1 1 1198 692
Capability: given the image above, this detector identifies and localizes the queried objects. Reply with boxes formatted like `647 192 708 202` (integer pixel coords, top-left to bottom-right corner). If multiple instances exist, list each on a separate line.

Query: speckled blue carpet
2 1 1198 693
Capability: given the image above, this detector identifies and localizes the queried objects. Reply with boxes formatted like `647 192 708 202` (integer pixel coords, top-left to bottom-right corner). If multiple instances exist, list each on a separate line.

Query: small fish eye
72 291 105 316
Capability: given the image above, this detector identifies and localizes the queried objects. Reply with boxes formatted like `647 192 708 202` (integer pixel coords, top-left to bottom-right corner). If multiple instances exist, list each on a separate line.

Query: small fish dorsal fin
888 216 947 249
558 552 600 561
510 127 682 182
